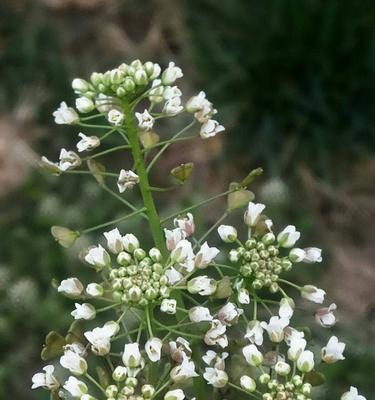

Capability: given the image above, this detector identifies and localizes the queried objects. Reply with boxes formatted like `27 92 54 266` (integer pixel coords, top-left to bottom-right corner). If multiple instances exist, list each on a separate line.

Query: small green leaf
41 331 66 361
304 370 326 386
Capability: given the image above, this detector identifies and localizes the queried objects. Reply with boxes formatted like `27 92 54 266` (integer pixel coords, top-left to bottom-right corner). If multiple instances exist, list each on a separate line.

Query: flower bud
134 69 148 85
72 78 89 92
301 285 326 304
244 202 265 227
85 245 111 270
217 225 237 243
164 389 185 400
117 251 132 266
124 77 136 92
240 375 256 392
90 72 102 86
149 248 162 262
106 385 118 397
297 350 314 373
277 225 300 248
259 373 270 384
112 366 127 382
58 278 84 298
123 234 140 253
76 97 95 113
243 344 263 366
85 283 104 298
123 343 143 368
161 62 183 85
275 361 291 376
142 384 156 398
289 248 306 263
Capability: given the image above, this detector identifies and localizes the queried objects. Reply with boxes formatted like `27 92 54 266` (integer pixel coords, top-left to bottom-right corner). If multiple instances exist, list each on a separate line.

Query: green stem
85 373 106 395
89 144 131 159
123 101 168 257
278 278 302 290
146 305 154 337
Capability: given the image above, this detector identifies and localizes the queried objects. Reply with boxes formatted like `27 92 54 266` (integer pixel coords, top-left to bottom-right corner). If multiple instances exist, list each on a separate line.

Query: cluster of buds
260 377 312 400
103 380 155 400
218 202 322 295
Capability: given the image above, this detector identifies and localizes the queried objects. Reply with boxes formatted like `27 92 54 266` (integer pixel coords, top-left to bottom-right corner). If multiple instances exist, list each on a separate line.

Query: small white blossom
161 62 183 85
58 278 84 298
58 148 81 171
171 239 194 264
244 202 265 227
170 357 198 382
240 375 256 392
63 376 88 398
187 275 217 296
164 389 185 400
200 119 225 139
85 283 104 298
174 213 195 236
279 298 294 320
195 242 219 269
112 365 127 382
238 287 250 304
121 233 140 253
277 225 301 248
202 350 228 370
60 349 87 375
75 97 95 113
164 228 186 251
163 96 184 116
189 306 213 323
321 336 345 363
303 247 322 263
53 102 79 125
95 94 115 113
204 319 228 348
169 337 192 363
135 109 155 131
301 285 326 304
242 344 263 366
289 248 306 263
149 79 164 103
245 321 264 346
217 225 237 243
104 228 124 254
297 350 315 373
341 387 367 400
76 133 100 152
85 245 110 269
203 367 228 388
161 299 177 314
71 303 96 320
261 316 289 343
163 86 182 100
107 109 124 126
287 336 307 361
31 365 59 390
145 337 163 362
186 91 212 117
84 321 119 356
165 267 183 285
123 343 144 368
117 169 139 193
315 303 337 328
217 302 243 326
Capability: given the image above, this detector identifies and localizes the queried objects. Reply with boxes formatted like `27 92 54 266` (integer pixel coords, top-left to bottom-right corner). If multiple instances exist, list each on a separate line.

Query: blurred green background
0 0 374 398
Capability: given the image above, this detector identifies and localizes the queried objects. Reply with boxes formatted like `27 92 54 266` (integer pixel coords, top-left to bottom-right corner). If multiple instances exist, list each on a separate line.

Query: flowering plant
33 60 366 400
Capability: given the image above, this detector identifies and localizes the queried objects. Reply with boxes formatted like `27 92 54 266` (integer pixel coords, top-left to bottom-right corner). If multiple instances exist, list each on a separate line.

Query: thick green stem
123 101 168 258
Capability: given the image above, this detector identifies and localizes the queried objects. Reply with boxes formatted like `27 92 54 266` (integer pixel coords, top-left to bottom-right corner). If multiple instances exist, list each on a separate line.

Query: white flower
303 247 322 263
301 285 326 304
245 320 264 346
277 225 301 248
58 148 81 171
244 202 265 227
149 79 164 103
145 337 163 362
71 303 96 320
204 319 228 348
321 336 345 363
84 321 119 356
261 316 289 343
75 97 95 113
123 343 143 368
58 278 84 298
174 213 195 236
164 389 185 400
297 350 315 373
161 299 177 314
203 367 228 388
122 233 140 253
63 376 88 398
53 102 79 125
85 245 110 269
104 228 124 254
200 119 225 139
195 242 219 269
171 239 194 264
238 288 250 304
170 357 198 382
186 91 210 113
161 62 183 85
287 336 307 361
275 361 291 376
169 337 192 363
188 275 217 296
86 283 104 298
189 306 213 323
202 350 228 370
72 78 89 92
117 169 139 193
60 349 87 375
107 109 125 126
289 248 306 263
76 133 100 152
164 228 186 251
31 365 59 390
242 344 263 366
163 86 182 100
135 109 155 131
64 342 86 357
217 302 243 326
95 94 115 113
315 303 337 328
163 96 184 116
341 386 367 400
279 298 294 320
165 267 183 285
240 375 256 392
217 225 237 243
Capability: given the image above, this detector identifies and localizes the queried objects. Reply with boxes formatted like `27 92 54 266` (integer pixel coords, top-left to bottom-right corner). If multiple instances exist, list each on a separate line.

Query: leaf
41 331 66 361
87 159 106 185
304 370 326 386
65 320 85 344
96 366 110 388
170 162 194 184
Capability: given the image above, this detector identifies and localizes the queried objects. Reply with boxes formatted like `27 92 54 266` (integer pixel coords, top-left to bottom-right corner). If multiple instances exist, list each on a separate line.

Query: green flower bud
141 384 155 398
134 69 148 85
126 377 138 387
124 77 135 92
134 248 146 261
252 279 263 290
105 385 118 397
149 248 162 262
259 374 271 385
292 375 303 387
112 366 127 382
128 286 142 302
90 72 103 86
269 282 279 293
116 87 127 97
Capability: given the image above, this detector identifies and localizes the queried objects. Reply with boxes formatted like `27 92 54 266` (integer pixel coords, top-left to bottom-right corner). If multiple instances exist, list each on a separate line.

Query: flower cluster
32 60 367 400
